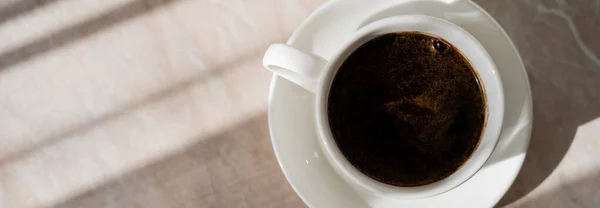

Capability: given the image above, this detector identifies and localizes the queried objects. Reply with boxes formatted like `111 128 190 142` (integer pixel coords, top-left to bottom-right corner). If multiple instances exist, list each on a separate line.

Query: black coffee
327 32 486 186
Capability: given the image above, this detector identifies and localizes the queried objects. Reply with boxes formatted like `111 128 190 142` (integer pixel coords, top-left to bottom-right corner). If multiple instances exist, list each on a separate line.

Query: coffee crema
327 32 486 186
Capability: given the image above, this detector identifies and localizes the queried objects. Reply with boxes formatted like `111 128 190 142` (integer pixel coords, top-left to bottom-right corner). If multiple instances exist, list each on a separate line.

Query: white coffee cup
263 15 504 199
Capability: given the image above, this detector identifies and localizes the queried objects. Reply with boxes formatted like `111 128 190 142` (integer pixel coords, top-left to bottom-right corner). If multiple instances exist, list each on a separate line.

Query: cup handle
263 44 327 93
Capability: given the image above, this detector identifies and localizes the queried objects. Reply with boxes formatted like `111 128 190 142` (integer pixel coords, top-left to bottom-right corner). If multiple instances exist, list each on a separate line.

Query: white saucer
267 0 532 207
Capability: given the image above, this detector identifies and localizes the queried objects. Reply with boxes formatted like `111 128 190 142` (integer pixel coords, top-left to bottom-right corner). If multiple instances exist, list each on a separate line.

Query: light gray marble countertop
0 0 598 207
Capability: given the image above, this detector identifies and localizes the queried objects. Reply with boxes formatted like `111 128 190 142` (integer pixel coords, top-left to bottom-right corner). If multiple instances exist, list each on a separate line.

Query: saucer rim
267 0 532 207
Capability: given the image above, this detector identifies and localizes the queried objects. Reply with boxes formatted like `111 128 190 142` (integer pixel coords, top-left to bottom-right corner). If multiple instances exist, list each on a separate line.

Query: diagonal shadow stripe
0 0 62 26
0 0 184 70
51 112 304 208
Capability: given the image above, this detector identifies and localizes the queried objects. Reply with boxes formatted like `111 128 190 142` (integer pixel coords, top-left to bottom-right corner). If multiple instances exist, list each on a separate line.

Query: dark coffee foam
327 32 486 186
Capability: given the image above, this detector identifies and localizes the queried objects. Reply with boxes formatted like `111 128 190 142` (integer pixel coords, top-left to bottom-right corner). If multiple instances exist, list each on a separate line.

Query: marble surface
0 0 598 207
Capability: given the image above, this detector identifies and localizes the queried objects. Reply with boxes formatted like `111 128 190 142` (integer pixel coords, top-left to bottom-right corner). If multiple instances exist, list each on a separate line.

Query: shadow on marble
0 0 61 26
51 113 304 208
498 67 600 206
0 53 259 168
0 0 185 70
511 170 600 207
478 0 600 206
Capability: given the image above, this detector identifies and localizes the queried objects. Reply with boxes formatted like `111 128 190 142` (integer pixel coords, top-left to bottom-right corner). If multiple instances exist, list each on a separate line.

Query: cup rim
314 15 505 199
